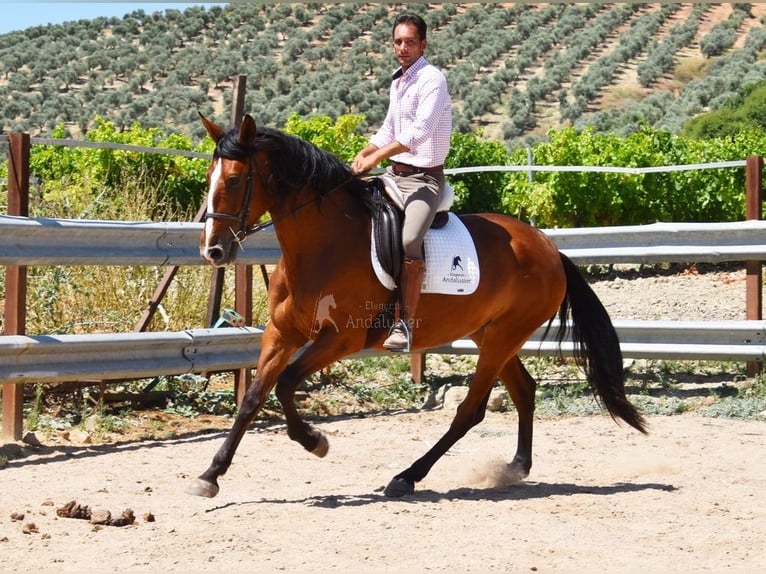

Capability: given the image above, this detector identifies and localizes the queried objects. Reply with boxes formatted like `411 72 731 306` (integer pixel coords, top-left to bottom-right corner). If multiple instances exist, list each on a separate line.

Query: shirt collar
391 55 428 81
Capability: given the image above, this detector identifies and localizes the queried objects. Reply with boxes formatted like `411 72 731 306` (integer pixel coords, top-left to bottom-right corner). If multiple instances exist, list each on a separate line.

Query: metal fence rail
3 320 765 384
0 328 264 383
0 215 281 266
2 215 766 265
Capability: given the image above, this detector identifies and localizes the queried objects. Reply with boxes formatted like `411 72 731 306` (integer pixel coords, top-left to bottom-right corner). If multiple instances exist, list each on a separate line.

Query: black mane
215 124 358 202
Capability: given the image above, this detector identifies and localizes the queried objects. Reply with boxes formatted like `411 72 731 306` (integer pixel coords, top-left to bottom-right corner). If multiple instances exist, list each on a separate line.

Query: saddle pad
371 212 480 295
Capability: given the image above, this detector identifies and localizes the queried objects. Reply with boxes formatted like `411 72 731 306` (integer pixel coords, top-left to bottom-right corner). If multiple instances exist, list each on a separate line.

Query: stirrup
383 319 412 352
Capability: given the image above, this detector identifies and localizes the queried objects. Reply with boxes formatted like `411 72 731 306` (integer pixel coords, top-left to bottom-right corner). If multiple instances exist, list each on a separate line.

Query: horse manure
89 509 111 525
56 501 137 527
107 509 135 527
57 501 91 520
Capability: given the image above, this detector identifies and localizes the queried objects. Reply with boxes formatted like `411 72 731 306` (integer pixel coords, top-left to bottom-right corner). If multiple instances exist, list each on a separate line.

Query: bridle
204 154 273 245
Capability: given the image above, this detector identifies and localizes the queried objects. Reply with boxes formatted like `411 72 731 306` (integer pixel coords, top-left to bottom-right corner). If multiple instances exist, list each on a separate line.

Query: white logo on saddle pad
371 213 480 295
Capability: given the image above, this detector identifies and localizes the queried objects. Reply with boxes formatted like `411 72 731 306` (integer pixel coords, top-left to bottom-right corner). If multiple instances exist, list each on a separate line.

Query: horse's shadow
1 429 232 469
206 481 677 512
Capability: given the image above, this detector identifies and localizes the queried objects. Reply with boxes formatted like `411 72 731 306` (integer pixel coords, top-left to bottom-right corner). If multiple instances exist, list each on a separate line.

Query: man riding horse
351 13 451 352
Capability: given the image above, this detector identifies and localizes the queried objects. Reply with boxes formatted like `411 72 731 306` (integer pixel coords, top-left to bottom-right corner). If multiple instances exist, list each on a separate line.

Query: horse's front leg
275 334 363 458
186 334 299 498
275 368 329 458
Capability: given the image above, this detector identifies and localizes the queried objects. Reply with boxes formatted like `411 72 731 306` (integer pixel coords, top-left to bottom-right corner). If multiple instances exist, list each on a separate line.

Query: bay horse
186 113 647 499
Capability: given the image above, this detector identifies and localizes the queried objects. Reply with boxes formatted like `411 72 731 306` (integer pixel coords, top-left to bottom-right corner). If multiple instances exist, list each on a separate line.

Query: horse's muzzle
201 243 235 267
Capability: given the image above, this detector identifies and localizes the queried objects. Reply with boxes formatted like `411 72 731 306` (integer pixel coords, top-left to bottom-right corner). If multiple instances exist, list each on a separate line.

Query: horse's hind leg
498 355 536 480
384 346 507 497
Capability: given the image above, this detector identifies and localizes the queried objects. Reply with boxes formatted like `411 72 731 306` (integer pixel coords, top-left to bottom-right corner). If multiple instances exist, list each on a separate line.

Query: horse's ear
199 112 225 143
239 114 257 146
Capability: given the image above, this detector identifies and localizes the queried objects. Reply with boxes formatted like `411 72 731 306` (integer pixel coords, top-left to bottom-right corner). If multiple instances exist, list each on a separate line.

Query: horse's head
199 113 271 267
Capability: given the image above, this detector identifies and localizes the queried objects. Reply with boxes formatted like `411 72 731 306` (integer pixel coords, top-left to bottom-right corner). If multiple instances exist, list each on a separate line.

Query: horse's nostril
207 246 226 263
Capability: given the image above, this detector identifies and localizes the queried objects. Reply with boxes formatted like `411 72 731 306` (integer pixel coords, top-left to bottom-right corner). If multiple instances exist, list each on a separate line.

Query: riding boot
383 257 426 352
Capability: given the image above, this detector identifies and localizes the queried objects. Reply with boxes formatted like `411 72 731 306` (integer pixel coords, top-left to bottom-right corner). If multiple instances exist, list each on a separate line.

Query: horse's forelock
215 127 257 161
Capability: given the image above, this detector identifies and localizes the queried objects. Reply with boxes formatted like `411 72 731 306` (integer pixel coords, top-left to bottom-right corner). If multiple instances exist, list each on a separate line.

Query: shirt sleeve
369 84 397 149
396 71 449 152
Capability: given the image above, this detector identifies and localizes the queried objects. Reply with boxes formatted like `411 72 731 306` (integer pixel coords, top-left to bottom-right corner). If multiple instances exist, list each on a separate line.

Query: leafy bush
501 124 761 227
447 130 511 213
682 81 766 139
4 111 765 236
282 112 367 162
27 118 212 217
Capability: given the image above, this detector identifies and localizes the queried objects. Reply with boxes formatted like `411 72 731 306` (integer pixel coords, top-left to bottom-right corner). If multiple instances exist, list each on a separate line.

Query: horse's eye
226 176 241 187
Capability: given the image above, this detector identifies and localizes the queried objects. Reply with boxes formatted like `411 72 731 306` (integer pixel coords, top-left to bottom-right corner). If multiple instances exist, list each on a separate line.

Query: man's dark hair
393 13 427 40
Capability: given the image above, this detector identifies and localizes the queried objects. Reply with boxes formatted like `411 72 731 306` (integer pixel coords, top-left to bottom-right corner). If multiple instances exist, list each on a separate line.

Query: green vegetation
682 81 766 139
502 124 766 227
27 118 213 216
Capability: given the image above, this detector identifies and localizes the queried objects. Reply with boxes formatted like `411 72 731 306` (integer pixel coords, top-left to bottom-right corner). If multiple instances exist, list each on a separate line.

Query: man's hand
351 153 375 175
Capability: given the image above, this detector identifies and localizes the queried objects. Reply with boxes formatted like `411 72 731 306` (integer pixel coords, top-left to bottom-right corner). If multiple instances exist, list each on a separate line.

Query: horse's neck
271 189 369 266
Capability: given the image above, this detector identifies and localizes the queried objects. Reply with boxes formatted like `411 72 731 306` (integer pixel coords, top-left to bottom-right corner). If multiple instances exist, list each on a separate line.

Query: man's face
393 23 426 70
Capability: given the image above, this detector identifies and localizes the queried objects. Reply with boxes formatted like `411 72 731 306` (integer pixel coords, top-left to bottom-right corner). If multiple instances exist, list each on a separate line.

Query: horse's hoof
384 477 415 498
311 434 329 458
185 478 220 498
508 459 530 482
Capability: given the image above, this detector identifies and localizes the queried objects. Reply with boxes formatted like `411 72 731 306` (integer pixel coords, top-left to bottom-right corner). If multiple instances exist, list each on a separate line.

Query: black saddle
360 178 449 282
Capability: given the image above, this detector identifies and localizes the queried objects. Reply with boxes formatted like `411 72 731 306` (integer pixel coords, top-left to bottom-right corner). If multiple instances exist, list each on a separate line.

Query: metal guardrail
1 214 765 382
2 215 766 265
2 213 765 441
0 215 281 266
429 319 766 362
4 131 763 440
544 220 766 264
0 327 264 383
2 320 765 384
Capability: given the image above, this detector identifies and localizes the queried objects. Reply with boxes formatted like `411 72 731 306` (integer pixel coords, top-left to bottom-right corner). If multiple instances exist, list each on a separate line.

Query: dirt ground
1 408 764 573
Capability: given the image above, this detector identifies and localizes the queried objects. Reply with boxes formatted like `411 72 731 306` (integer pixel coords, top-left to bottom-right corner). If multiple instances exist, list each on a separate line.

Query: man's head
392 13 427 71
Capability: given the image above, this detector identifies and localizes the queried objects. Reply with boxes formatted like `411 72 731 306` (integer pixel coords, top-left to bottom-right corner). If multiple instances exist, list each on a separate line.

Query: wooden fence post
230 75 254 405
745 156 763 377
2 132 30 441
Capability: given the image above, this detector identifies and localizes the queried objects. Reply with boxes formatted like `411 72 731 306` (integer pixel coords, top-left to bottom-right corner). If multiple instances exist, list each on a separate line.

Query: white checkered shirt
370 56 452 169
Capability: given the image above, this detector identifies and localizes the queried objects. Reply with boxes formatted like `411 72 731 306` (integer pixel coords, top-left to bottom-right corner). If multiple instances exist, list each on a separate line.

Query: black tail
556 253 647 434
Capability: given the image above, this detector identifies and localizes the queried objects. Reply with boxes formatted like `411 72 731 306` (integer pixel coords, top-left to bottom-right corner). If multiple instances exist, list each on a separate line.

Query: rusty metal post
410 353 425 385
2 132 30 441
745 156 763 377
